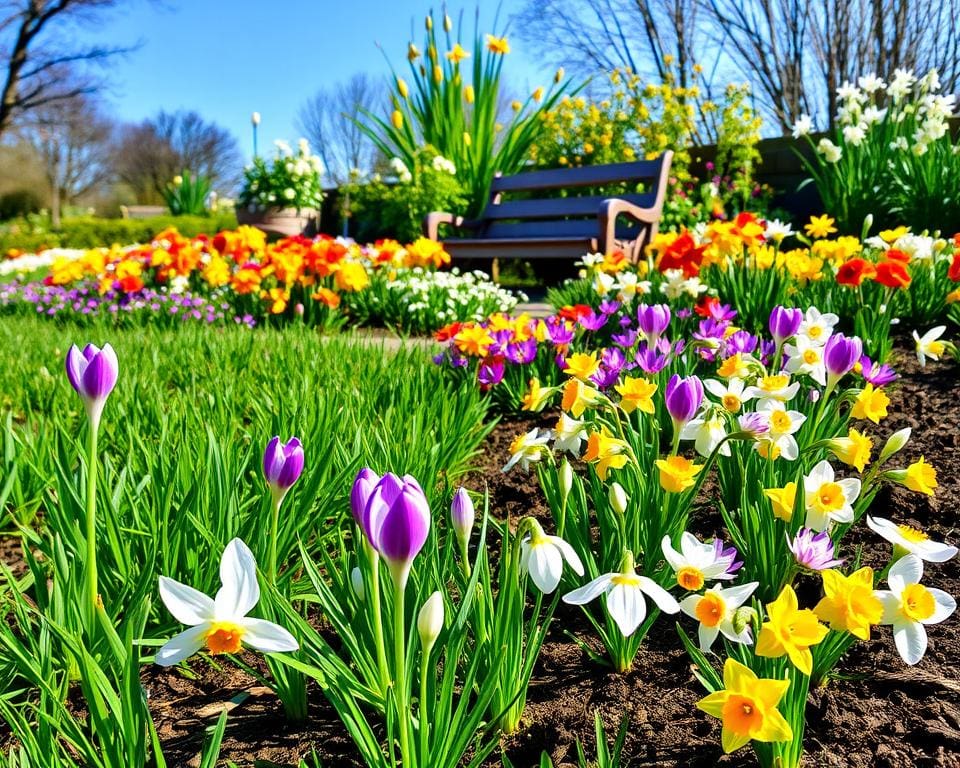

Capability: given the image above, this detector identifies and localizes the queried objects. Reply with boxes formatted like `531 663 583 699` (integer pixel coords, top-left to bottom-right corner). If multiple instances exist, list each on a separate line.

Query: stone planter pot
235 206 318 238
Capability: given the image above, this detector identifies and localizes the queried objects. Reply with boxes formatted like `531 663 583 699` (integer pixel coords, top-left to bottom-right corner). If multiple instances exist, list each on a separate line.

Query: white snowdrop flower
792 115 813 138
857 74 886 94
521 523 584 594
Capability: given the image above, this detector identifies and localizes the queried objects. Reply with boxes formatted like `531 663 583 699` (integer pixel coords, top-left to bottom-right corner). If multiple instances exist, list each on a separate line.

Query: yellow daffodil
804 214 837 239
717 353 751 379
485 34 510 54
583 428 629 480
655 455 703 493
755 584 829 675
828 428 873 472
904 457 938 495
561 377 602 418
563 351 601 381
615 376 657 414
813 567 883 640
696 658 793 754
521 377 553 412
879 226 909 243
850 383 889 424
764 482 797 522
531 86 544 102
453 325 492 356
445 43 470 63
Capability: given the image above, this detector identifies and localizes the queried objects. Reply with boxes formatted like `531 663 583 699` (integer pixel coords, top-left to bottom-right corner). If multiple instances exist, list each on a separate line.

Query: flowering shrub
795 68 960 233
344 146 468 243
238 138 324 213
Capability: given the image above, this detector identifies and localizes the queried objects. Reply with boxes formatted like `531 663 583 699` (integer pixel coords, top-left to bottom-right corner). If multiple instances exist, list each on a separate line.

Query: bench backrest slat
481 192 656 221
489 158 667 194
484 219 640 239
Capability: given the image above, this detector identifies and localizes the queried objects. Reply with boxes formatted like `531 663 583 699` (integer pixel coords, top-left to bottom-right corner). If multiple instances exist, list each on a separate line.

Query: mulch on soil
2 336 959 767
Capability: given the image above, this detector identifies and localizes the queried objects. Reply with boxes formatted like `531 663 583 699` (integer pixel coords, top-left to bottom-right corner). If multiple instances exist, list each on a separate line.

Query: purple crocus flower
611 328 638 348
506 338 537 365
365 473 431 586
769 306 803 346
706 302 737 323
737 411 770 438
263 436 305 501
591 365 621 389
859 354 898 386
486 329 513 355
65 342 119 431
351 467 381 533
634 343 669 374
675 308 692 320
823 332 863 384
665 374 704 427
788 528 844 571
599 299 620 315
713 539 743 576
579 310 608 331
758 339 776 366
545 317 575 345
637 303 671 347
450 487 475 545
478 357 505 387
726 330 758 355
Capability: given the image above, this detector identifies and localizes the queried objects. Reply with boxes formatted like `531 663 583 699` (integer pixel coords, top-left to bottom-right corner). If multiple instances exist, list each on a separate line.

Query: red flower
558 304 592 322
695 295 721 318
434 321 464 342
884 248 910 264
118 275 145 293
873 259 911 289
658 232 705 277
948 252 960 282
836 258 877 287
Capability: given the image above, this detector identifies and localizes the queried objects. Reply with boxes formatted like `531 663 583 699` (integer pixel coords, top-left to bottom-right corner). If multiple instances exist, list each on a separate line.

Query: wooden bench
424 151 672 279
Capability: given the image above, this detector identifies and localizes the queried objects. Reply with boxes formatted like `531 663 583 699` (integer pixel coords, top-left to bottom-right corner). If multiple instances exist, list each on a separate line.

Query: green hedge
1 213 239 253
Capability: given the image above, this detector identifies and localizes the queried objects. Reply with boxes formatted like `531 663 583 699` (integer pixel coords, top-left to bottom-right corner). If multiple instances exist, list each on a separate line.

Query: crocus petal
527 543 563 593
155 624 208 667
262 437 284 484
893 620 927 665
158 575 215 626
215 538 261 619
548 535 584 576
240 617 299 652
606 582 645 636
275 438 304 488
375 487 430 566
65 345 84 394
637 576 680 613
562 573 612 605
80 345 118 400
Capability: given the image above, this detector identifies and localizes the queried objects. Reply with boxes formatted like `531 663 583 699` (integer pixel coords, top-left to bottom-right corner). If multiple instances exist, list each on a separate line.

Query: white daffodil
502 428 552 473
156 538 298 667
792 115 813 138
520 524 584 594
912 326 947 367
553 413 587 457
798 307 838 347
803 460 860 531
680 409 730 457
615 271 651 302
563 566 680 636
755 402 806 461
784 335 827 386
866 516 958 562
679 582 758 652
592 271 615 297
876 555 956 665
743 374 800 410
764 218 795 242
704 377 753 414
661 532 739 591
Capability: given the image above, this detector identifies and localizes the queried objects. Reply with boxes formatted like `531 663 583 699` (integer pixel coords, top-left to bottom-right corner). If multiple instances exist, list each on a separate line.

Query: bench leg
491 257 500 284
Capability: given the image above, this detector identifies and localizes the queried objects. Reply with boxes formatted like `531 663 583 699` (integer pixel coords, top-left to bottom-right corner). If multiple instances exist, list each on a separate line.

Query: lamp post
251 111 261 158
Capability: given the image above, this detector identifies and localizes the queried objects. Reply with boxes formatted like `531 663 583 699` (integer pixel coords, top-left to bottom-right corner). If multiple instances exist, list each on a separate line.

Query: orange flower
231 264 263 295
557 304 592 322
836 258 877 287
657 231 705 277
334 261 370 292
884 248 910 264
117 275 144 293
873 259 911 289
312 287 341 308
434 321 464 342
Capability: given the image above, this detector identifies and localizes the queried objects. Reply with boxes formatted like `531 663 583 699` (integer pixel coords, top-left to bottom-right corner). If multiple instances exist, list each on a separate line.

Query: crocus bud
251 111 261 125
732 606 757 635
65 343 119 432
879 427 911 462
350 566 364 601
391 110 404 130
823 333 863 382
397 77 409 98
768 306 802 346
665 374 703 427
367 473 431 587
417 590 444 654
351 467 381 531
609 482 628 514
463 84 475 103
425 14 432 30
637 303 671 347
443 13 452 31
559 459 573 500
450 487 475 545
263 437 304 501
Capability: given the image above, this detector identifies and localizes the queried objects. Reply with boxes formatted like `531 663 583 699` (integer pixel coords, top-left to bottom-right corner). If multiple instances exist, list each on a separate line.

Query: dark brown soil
3 338 959 767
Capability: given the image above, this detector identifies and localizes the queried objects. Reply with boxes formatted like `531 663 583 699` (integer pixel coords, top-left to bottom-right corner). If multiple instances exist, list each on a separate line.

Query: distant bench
424 151 672 279
120 205 167 220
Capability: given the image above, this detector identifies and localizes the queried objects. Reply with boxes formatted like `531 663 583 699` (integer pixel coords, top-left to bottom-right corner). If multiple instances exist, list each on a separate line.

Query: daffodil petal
215 538 261 619
893 620 927 665
549 535 584 576
155 624 208 667
240 617 299 653
889 553 923 587
875 590 900 624
923 588 957 624
158 575 215 626
698 623 720 652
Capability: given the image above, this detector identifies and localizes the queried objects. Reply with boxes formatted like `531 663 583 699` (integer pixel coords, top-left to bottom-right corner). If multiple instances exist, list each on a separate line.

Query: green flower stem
392 571 412 767
458 538 471 579
84 420 99 621
418 645 432 761
267 493 282 585
369 550 390 694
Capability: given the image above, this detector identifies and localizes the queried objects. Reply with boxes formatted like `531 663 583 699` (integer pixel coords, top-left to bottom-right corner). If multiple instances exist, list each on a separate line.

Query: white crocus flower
156 538 298 667
866 516 958 562
592 271 615 297
520 523 584 594
563 564 680 636
680 409 730 457
798 307 839 347
784 335 827 386
912 326 947 367
553 413 587 457
661 532 739 591
876 555 956 665
704 377 752 414
803 460 859 531
679 582 758 652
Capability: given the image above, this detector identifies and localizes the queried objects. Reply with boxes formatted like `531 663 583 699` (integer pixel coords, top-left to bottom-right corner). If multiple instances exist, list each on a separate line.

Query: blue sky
82 0 547 160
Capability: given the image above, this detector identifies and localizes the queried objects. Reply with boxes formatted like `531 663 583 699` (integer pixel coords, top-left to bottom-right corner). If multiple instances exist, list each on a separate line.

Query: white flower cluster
387 267 522 325
431 155 456 175
863 231 949 261
0 247 102 277
390 157 413 184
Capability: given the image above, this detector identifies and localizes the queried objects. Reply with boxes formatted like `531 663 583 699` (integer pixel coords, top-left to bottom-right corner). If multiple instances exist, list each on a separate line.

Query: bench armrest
423 211 480 240
598 198 663 262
